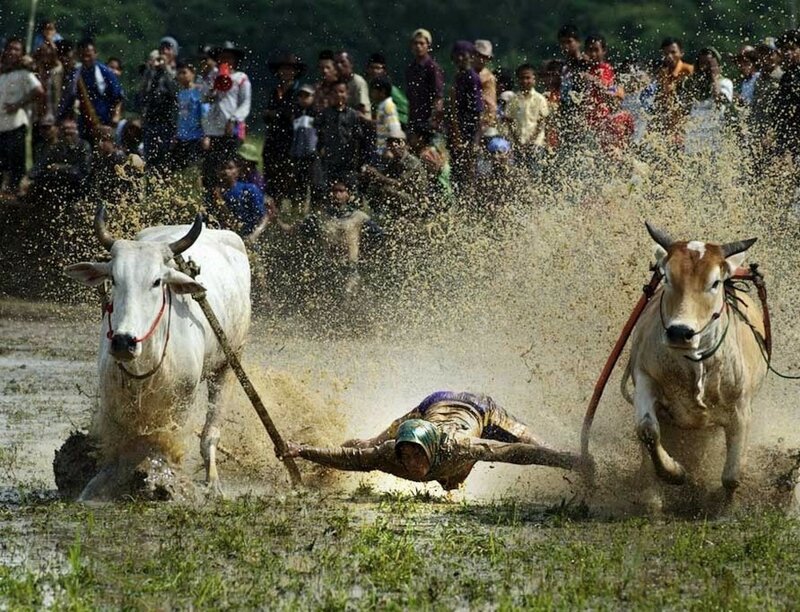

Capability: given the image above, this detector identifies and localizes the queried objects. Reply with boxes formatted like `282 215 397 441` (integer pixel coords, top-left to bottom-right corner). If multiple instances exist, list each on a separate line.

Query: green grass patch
1 496 799 609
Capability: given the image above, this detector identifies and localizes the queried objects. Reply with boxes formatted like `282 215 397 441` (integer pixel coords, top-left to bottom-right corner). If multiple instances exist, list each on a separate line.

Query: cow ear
653 245 668 267
63 262 110 286
724 252 748 277
163 269 205 295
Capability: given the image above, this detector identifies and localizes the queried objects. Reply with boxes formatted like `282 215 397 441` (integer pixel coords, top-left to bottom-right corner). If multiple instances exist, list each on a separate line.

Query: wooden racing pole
173 253 302 487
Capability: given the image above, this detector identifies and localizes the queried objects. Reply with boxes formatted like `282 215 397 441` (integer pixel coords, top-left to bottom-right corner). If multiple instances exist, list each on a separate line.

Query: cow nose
110 333 137 355
666 325 695 343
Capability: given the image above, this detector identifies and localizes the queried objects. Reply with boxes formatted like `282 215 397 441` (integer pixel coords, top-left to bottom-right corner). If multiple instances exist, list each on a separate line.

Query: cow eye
152 278 161 288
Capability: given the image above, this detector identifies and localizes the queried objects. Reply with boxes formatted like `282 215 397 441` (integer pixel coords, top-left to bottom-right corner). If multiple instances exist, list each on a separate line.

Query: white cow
64 207 251 501
622 223 767 510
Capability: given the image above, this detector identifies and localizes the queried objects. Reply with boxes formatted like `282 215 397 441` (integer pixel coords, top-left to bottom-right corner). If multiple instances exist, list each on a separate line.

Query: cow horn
94 205 116 251
168 214 204 256
645 222 673 250
721 238 757 258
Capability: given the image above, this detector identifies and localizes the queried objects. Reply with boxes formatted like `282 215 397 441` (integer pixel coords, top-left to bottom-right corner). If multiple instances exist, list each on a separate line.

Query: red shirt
585 62 615 126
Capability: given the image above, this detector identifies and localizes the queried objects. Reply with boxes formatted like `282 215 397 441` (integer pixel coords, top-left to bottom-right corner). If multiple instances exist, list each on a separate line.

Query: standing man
263 51 304 201
474 39 497 136
202 41 251 199
651 37 694 141
447 40 483 190
405 28 444 149
158 36 180 73
139 41 179 171
334 50 371 119
317 80 366 190
0 37 43 198
556 24 589 148
775 29 800 158
315 50 339 111
58 38 123 144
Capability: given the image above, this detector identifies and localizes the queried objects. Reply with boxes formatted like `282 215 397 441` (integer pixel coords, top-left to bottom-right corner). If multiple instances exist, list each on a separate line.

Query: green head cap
395 419 440 462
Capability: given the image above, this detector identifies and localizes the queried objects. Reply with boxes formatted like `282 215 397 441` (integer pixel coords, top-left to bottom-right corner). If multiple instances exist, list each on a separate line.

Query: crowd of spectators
2 20 800 292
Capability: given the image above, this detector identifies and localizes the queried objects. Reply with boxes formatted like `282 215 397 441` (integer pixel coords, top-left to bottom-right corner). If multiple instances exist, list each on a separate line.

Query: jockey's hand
280 441 302 459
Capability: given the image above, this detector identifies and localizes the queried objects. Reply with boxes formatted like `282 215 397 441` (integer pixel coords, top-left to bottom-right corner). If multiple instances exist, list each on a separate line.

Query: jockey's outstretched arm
460 438 580 470
297 441 408 478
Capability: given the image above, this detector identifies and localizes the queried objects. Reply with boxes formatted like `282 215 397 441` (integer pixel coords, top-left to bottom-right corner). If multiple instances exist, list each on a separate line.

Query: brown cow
621 223 767 510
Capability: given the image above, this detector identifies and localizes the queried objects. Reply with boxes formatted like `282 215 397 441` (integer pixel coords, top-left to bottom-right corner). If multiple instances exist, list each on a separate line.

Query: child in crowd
236 142 266 191
318 179 376 293
369 75 401 157
735 47 759 105
214 158 268 239
290 83 318 202
91 125 128 198
583 35 619 126
505 64 549 166
174 62 205 169
584 35 633 151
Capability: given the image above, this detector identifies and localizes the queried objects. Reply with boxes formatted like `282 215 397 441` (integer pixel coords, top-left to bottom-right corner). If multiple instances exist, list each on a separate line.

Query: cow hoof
634 490 663 516
722 478 740 496
205 480 226 499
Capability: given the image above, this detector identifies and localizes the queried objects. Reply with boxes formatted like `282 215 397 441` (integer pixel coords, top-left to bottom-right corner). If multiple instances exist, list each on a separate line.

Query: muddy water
2 139 800 512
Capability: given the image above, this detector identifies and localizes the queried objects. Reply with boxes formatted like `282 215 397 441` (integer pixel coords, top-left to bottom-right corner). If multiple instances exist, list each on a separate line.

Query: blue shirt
59 62 124 136
222 181 266 235
177 87 204 141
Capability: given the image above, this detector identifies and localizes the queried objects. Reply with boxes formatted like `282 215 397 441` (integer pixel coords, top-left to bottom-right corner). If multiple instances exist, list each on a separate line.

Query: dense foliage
1 0 795 92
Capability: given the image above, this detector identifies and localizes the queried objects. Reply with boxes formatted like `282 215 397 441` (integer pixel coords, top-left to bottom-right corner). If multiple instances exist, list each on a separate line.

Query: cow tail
620 360 634 405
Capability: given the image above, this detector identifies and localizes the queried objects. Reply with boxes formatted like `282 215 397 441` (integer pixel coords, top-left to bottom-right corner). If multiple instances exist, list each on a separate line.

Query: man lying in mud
282 391 587 489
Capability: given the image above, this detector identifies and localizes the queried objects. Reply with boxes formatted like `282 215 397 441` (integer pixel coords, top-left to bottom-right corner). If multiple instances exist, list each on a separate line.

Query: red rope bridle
104 286 173 380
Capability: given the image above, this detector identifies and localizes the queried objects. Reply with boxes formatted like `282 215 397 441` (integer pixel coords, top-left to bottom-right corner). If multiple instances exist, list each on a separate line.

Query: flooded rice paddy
3 140 800 606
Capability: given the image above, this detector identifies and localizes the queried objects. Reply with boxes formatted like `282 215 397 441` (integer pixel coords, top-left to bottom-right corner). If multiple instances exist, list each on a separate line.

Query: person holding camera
139 40 179 171
201 42 251 201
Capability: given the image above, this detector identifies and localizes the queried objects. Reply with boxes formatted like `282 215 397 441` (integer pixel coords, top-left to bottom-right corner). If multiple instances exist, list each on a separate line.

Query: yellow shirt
507 88 550 146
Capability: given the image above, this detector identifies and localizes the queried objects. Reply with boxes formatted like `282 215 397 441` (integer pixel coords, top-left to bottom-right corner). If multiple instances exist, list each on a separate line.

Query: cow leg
634 373 687 485
721 399 752 497
635 445 662 513
201 365 232 495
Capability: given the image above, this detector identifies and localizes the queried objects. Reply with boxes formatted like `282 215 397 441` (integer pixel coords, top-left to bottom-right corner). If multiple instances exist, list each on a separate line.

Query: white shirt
684 77 733 154
202 69 252 137
0 69 42 132
346 73 371 118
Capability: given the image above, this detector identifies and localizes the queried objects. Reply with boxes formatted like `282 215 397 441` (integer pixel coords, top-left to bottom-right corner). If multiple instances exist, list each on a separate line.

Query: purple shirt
453 68 483 141
405 55 445 132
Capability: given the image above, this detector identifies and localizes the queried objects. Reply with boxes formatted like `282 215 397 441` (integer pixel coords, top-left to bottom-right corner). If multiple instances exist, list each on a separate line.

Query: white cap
474 39 493 58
